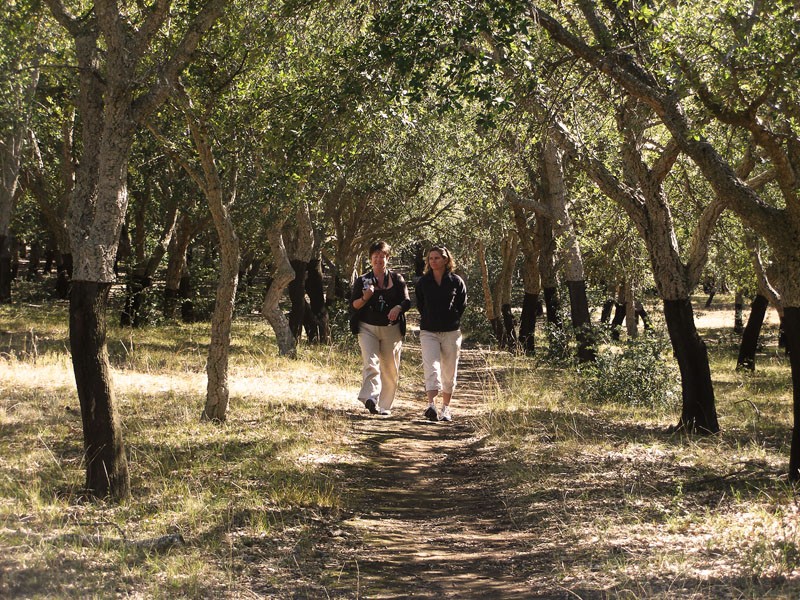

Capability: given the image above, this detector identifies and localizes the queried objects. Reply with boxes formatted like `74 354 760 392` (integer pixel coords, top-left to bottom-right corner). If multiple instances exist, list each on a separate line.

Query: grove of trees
2 0 799 499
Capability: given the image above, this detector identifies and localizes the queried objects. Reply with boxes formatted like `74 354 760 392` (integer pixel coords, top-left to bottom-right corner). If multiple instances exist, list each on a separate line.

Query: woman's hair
424 245 456 273
369 240 391 257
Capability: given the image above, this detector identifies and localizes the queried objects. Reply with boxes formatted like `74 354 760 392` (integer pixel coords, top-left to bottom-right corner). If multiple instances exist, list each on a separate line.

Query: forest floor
2 297 800 599
257 343 543 598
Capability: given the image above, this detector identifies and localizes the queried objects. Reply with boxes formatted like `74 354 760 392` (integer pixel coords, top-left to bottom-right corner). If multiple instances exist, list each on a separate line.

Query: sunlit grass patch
0 304 360 598
476 306 798 596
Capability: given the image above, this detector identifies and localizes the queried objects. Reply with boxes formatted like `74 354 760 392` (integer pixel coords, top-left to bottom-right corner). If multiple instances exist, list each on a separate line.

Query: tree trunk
501 303 518 350
70 281 130 500
163 213 203 320
497 235 519 350
510 202 541 356
519 292 539 355
733 289 744 334
288 259 308 340
568 279 595 360
543 286 561 326
663 298 720 433
785 307 800 481
262 222 297 357
202 239 239 422
736 294 769 371
304 257 329 343
625 280 638 339
0 235 10 303
544 137 594 361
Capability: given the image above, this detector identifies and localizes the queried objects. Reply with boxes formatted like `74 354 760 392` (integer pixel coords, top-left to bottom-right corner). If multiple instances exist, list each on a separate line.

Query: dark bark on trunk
736 294 769 371
543 286 561 326
611 302 626 340
490 316 505 347
567 279 595 362
635 302 652 330
55 253 72 299
27 241 41 280
120 271 152 328
501 303 518 351
600 299 614 323
70 281 130 500
0 234 10 303
304 258 329 344
663 298 720 434
288 259 308 341
785 308 800 481
519 292 539 355
180 272 194 323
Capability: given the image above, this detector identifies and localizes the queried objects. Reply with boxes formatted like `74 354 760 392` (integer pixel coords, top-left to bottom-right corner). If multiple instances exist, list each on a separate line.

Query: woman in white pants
350 241 411 416
415 246 467 422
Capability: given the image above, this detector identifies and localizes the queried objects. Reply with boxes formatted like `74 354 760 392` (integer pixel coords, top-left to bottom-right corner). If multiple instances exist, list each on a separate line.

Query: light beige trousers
419 329 463 394
358 322 403 411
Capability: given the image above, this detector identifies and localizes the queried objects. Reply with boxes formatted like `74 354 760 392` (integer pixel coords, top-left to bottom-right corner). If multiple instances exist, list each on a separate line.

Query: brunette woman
350 241 411 416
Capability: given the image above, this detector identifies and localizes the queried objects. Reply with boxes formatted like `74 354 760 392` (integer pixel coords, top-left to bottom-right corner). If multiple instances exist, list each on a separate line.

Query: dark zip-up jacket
415 271 467 332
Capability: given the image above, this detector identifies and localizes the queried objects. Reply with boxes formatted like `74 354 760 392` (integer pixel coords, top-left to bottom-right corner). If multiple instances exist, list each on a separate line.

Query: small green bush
577 332 680 410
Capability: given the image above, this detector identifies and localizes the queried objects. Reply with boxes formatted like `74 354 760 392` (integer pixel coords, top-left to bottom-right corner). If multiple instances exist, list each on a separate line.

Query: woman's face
427 250 446 271
370 250 389 272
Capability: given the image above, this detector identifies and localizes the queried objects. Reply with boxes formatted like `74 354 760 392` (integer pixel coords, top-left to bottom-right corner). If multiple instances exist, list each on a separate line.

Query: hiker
350 240 411 416
415 245 467 422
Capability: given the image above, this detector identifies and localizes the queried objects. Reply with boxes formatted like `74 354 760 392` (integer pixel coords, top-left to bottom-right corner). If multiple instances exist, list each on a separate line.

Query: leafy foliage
577 331 680 411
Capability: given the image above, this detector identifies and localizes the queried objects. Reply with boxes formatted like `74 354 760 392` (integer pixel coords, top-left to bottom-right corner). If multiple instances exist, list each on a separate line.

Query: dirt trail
318 343 539 599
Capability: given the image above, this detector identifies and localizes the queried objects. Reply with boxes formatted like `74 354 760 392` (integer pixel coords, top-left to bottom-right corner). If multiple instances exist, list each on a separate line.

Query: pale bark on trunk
263 221 298 358
177 113 241 424
43 0 227 499
546 101 721 432
533 3 800 448
543 137 594 361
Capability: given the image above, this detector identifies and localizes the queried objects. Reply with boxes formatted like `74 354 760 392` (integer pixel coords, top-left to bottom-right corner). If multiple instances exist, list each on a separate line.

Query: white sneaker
439 405 452 422
377 408 392 416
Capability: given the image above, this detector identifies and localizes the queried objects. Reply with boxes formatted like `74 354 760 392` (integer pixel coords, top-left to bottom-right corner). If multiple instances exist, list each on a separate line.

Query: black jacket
349 270 411 335
415 271 467 332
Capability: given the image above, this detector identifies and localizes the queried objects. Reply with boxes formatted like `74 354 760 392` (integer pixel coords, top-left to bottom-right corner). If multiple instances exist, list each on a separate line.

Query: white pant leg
358 323 403 409
377 325 403 410
439 330 463 394
358 323 382 401
420 330 443 393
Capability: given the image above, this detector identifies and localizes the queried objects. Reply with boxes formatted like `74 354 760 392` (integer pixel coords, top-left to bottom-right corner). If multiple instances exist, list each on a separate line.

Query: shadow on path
319 345 539 599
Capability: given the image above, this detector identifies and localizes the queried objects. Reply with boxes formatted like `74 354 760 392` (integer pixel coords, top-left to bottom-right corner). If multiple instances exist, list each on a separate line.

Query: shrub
577 332 680 411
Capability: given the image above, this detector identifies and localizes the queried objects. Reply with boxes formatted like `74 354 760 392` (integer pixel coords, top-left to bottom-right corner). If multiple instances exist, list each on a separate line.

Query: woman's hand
388 305 402 322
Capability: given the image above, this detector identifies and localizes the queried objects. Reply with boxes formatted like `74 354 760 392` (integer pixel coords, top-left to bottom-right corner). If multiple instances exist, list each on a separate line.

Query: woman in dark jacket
350 241 411 416
415 245 467 422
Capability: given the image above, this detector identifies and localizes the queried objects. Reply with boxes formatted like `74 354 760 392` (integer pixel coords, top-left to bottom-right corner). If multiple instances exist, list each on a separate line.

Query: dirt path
312 343 539 599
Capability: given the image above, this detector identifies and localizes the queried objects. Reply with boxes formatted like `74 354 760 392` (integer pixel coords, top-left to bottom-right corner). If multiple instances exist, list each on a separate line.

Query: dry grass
1 296 799 598
477 295 800 598
0 304 362 598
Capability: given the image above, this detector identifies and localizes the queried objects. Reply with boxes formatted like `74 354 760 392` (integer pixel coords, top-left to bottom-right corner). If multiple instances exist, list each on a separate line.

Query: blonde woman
415 246 467 421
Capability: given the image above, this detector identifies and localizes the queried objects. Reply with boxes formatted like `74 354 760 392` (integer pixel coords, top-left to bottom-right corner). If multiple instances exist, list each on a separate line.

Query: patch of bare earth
245 343 540 598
